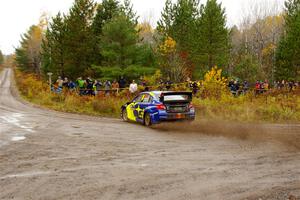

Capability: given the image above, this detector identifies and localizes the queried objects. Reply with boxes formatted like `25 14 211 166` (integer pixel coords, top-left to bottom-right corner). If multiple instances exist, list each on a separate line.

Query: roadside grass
15 70 131 118
194 92 300 123
15 70 300 123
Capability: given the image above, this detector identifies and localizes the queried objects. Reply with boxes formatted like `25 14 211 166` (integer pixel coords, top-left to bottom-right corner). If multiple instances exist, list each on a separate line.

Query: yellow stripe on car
126 102 137 121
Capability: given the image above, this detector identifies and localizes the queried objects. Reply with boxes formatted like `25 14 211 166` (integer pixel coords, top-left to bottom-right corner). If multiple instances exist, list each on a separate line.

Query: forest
11 0 300 83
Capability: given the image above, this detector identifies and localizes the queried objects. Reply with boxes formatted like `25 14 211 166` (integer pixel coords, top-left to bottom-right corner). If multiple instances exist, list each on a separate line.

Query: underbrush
193 92 300 123
15 70 130 117
15 70 300 123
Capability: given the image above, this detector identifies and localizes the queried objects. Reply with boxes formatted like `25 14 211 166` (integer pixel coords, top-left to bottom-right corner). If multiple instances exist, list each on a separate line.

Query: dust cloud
153 119 300 151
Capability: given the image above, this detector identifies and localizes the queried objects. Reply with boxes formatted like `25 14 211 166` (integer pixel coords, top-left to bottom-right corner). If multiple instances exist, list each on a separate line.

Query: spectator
159 79 164 90
192 81 199 95
264 80 269 91
288 80 294 92
255 81 260 95
228 79 234 89
112 80 120 94
259 81 264 93
77 77 85 96
56 76 64 89
92 80 99 96
165 77 172 90
94 80 102 95
243 81 249 94
119 77 126 89
230 81 239 96
280 80 285 89
68 80 76 91
86 77 94 96
129 80 138 94
104 80 112 96
276 81 279 89
63 77 69 88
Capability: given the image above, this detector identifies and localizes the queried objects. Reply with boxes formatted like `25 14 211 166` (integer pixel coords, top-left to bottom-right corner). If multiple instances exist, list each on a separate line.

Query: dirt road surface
0 68 300 200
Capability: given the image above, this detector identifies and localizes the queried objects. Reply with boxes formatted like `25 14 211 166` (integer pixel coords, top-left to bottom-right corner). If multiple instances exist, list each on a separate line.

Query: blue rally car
121 91 195 126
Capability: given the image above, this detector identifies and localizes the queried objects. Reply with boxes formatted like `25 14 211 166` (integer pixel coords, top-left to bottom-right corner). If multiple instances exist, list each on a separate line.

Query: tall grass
193 92 300 123
15 70 131 118
15 70 300 123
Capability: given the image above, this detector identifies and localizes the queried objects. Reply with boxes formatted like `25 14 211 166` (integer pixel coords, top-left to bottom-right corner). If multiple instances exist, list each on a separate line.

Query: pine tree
196 0 229 72
275 0 300 80
42 13 67 76
157 0 199 51
92 0 120 36
100 13 139 69
157 0 175 38
96 0 147 70
172 0 199 53
157 0 200 78
91 0 120 65
15 25 44 75
122 0 138 25
64 0 96 78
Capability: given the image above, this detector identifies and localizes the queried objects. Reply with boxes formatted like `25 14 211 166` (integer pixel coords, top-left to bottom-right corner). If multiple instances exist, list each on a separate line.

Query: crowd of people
53 76 125 95
273 80 299 92
51 75 300 97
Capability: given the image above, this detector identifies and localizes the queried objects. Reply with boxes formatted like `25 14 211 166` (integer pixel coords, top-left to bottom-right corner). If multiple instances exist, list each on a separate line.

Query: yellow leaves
137 22 153 34
159 36 176 55
274 14 284 26
201 66 229 99
262 43 276 57
203 66 227 87
143 70 162 86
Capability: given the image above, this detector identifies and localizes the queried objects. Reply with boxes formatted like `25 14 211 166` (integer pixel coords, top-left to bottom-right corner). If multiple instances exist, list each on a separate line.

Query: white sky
0 0 285 54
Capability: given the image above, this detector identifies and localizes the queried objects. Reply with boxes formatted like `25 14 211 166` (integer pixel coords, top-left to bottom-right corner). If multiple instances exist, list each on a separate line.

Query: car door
136 93 152 121
126 94 143 121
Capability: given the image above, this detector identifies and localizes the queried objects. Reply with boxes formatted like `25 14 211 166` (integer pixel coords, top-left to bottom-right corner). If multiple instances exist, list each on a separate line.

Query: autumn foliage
201 66 228 99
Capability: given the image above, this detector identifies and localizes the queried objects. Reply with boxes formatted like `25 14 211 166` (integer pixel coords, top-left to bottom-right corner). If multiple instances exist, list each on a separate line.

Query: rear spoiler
159 92 193 103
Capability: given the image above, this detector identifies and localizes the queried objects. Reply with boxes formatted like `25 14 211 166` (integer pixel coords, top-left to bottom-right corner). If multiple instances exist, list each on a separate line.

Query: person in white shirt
56 76 64 88
129 80 138 94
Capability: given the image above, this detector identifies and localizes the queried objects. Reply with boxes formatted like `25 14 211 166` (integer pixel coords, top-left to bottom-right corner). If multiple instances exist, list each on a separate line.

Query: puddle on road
11 136 26 141
0 112 34 147
0 113 34 133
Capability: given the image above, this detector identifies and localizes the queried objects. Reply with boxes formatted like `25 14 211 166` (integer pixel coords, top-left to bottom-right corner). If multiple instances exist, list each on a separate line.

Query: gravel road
0 68 300 200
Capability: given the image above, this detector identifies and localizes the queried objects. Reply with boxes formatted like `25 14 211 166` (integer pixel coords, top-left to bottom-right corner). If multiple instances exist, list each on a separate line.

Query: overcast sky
0 0 285 54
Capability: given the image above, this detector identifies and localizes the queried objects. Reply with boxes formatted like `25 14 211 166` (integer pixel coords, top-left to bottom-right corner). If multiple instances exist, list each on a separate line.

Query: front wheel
121 108 128 122
144 113 152 126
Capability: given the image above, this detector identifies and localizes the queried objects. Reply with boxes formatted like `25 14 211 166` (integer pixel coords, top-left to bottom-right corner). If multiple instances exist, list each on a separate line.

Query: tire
121 108 128 122
144 113 152 126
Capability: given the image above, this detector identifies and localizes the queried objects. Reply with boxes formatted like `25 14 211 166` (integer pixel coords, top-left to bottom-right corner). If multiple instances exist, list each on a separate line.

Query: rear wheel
122 108 128 122
144 113 152 126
